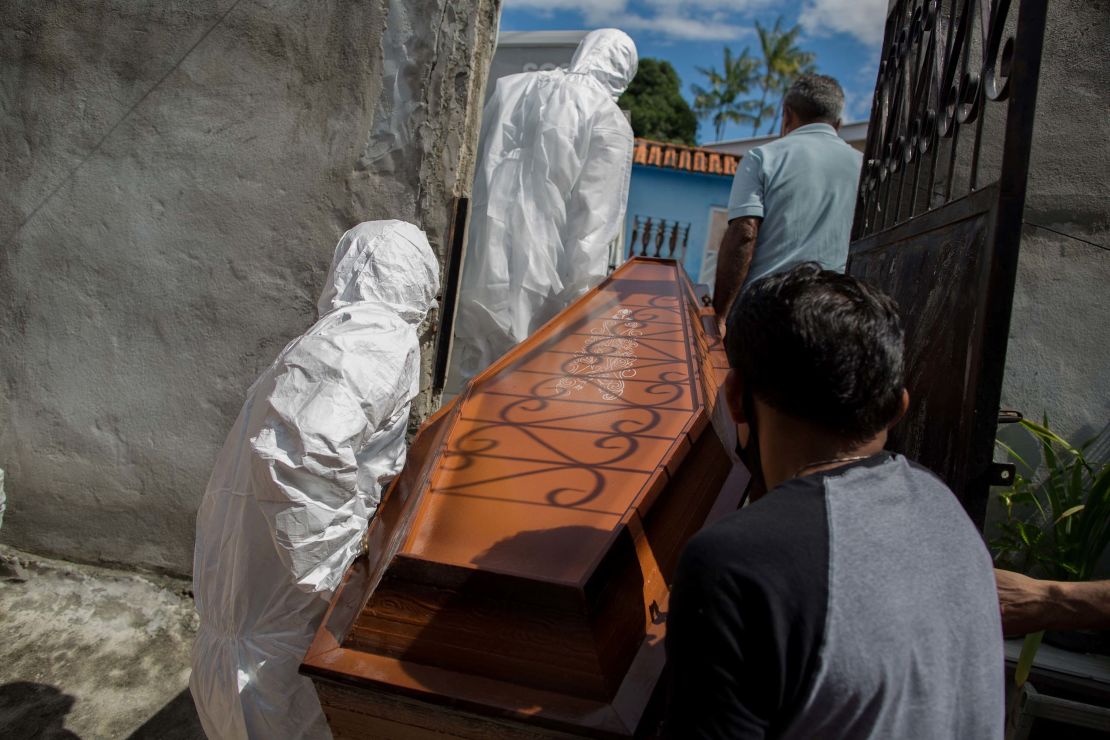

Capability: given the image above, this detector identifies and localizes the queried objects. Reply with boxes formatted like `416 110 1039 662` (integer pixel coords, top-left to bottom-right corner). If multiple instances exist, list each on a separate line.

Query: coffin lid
302 258 742 737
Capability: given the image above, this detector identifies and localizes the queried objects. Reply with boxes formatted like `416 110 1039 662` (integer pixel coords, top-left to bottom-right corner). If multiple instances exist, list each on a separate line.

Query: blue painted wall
624 165 733 284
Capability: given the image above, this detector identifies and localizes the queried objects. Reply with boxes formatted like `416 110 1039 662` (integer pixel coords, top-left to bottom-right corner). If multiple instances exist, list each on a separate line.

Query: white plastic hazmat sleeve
190 221 438 740
448 29 637 386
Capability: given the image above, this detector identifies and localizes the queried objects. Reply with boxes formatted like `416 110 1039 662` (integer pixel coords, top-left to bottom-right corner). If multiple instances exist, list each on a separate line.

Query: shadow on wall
0 682 81 739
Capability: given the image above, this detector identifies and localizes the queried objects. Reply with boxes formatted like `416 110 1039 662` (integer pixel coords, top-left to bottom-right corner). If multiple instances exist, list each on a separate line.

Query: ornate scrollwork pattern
435 277 698 511
855 0 1029 237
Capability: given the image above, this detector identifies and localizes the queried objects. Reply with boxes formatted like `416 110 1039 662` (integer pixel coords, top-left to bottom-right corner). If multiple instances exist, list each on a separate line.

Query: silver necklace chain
794 455 871 479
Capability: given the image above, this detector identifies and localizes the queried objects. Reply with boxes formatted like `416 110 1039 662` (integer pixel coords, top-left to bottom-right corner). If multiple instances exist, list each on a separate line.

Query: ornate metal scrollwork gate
847 0 1048 525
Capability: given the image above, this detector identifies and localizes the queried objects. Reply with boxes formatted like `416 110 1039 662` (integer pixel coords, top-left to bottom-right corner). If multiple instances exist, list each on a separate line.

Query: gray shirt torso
781 456 1005 739
665 454 1005 739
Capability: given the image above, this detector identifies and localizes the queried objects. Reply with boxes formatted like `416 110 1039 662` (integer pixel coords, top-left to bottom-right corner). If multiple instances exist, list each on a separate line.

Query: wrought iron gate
847 0 1048 525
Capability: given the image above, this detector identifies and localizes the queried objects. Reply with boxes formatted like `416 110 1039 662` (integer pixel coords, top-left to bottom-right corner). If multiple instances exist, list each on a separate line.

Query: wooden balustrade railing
628 216 691 263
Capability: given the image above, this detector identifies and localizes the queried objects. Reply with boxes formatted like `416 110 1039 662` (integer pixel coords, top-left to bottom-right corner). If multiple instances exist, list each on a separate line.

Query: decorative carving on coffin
554 307 643 400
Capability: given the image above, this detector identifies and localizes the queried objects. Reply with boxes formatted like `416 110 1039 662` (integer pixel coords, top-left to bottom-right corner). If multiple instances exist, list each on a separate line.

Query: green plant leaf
1014 521 1044 547
995 418 1110 582
1023 418 1081 459
1074 466 1110 579
996 439 1033 475
1015 631 1043 687
1053 504 1085 525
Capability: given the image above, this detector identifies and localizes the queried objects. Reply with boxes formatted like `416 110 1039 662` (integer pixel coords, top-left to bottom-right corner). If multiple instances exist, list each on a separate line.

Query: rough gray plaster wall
985 0 1109 554
0 0 500 575
999 0 1110 444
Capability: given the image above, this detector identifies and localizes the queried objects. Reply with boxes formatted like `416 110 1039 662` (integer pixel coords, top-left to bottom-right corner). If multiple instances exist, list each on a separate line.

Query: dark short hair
725 262 905 442
783 74 845 124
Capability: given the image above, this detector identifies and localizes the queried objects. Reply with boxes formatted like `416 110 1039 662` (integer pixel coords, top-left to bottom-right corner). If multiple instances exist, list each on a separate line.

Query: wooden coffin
301 258 746 739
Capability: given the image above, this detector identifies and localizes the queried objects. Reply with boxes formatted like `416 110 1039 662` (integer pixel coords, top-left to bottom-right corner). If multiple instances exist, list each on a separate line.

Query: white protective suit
449 29 638 385
190 221 439 740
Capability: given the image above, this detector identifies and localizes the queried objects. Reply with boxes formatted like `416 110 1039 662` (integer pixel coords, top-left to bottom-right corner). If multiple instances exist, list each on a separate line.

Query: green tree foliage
752 18 817 135
690 47 761 143
692 16 818 142
618 58 699 146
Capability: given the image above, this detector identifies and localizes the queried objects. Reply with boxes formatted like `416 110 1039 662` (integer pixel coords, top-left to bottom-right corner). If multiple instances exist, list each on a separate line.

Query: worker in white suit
448 28 638 388
190 220 439 739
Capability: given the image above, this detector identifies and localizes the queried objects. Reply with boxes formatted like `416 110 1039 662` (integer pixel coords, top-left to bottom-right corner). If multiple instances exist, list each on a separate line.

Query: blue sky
500 0 888 144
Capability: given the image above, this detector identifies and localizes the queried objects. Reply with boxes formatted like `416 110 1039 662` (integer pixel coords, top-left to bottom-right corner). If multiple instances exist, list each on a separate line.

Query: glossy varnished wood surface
302 259 746 738
403 260 704 584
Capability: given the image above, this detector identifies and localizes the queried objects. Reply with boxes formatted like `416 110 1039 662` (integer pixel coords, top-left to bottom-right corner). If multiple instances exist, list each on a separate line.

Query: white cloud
616 12 752 42
506 0 625 23
507 0 773 12
504 0 766 41
641 0 775 9
799 0 888 48
842 88 874 122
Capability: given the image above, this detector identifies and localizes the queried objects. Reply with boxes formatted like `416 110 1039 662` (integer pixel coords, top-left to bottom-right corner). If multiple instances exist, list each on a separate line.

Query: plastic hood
569 28 638 100
317 220 440 324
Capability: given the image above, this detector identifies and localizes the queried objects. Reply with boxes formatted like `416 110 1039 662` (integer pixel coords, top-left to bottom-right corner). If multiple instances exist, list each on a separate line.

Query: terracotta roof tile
633 138 739 177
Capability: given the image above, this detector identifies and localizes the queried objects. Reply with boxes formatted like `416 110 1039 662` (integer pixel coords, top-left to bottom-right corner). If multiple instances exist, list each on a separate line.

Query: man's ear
725 369 747 424
889 388 910 428
833 117 843 132
780 107 793 136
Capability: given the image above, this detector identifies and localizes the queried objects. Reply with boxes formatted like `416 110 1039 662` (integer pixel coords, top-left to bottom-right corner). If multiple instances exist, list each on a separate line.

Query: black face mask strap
735 386 763 508
737 452 754 509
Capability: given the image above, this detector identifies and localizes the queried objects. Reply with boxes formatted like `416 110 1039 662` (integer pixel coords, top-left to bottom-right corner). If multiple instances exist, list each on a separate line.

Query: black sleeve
662 477 829 739
663 535 775 739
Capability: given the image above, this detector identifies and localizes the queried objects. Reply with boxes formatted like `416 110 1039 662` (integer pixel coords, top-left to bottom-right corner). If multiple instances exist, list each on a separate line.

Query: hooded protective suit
190 221 439 740
448 29 637 386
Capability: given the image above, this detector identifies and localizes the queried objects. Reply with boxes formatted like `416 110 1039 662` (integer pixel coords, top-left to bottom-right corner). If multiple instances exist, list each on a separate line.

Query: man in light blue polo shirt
713 74 863 316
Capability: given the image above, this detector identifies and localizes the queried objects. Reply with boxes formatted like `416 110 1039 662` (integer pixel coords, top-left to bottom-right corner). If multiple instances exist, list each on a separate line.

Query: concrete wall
999 0 1110 445
0 0 500 575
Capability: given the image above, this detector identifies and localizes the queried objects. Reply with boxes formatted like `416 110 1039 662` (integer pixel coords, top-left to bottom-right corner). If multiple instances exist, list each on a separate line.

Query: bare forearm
712 217 759 317
995 569 1110 636
1044 579 1110 631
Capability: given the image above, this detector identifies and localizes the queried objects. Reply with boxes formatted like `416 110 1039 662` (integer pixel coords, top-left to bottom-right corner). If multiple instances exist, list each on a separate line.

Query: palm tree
752 18 817 135
691 47 760 142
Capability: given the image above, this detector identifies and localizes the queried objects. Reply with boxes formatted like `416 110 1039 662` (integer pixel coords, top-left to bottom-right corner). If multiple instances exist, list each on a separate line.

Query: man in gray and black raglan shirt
664 264 1004 738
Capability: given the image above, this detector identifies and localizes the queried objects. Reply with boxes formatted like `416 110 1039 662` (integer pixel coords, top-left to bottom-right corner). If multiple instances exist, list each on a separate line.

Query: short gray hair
783 74 845 125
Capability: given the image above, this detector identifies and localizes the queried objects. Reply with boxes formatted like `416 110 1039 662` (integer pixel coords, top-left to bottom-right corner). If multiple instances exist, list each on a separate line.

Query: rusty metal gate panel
848 0 1048 525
